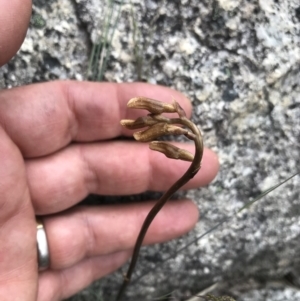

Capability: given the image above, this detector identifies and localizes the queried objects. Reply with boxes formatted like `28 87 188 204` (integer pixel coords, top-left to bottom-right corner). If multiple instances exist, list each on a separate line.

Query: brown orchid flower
116 97 204 300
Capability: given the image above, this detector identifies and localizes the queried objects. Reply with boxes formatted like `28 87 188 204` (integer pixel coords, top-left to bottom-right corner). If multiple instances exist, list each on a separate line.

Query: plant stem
115 116 203 301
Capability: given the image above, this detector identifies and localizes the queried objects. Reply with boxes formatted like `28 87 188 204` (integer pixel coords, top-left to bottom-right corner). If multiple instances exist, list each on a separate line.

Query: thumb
0 0 32 66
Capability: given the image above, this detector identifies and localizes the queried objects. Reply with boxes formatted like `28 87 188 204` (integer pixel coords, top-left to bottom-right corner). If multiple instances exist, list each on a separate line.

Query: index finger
0 81 192 157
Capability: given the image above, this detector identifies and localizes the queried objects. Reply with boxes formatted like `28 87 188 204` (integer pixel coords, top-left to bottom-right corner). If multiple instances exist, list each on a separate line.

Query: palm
0 136 37 300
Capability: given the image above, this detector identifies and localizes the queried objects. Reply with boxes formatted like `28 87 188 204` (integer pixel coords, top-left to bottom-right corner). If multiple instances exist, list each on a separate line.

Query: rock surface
1 0 299 300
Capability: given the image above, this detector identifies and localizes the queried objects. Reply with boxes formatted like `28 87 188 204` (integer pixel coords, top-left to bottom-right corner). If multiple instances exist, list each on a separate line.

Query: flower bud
133 124 188 142
120 116 158 130
128 97 176 114
173 100 186 118
149 141 194 161
133 123 168 142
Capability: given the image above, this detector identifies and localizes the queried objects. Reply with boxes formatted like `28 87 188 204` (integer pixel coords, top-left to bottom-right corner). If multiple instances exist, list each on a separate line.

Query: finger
0 0 32 66
0 81 192 157
26 142 219 214
38 251 130 301
42 200 199 270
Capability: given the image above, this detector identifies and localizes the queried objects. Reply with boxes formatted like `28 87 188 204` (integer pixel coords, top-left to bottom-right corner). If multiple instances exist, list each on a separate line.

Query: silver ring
36 217 50 271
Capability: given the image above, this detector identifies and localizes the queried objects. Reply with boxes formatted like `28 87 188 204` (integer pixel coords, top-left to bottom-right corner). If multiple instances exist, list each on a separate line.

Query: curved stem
115 117 203 301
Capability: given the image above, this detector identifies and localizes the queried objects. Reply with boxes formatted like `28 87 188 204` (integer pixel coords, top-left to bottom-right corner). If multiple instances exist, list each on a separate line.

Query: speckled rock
1 0 299 301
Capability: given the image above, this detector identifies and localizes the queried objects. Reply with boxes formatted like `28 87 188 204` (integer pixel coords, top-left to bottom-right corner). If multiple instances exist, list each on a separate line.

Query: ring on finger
36 217 50 271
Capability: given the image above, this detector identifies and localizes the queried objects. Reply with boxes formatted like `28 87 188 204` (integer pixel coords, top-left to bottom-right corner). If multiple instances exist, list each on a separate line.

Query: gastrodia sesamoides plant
116 97 204 301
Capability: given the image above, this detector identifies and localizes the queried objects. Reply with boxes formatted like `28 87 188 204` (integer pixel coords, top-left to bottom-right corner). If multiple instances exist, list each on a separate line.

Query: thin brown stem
116 99 203 301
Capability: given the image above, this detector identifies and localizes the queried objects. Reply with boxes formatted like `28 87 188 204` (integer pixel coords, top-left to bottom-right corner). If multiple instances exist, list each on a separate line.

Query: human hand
0 80 219 301
0 2 219 301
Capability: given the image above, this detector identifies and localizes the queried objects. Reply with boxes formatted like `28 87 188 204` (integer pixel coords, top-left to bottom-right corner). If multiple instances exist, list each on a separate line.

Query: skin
0 1 219 301
0 0 32 65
